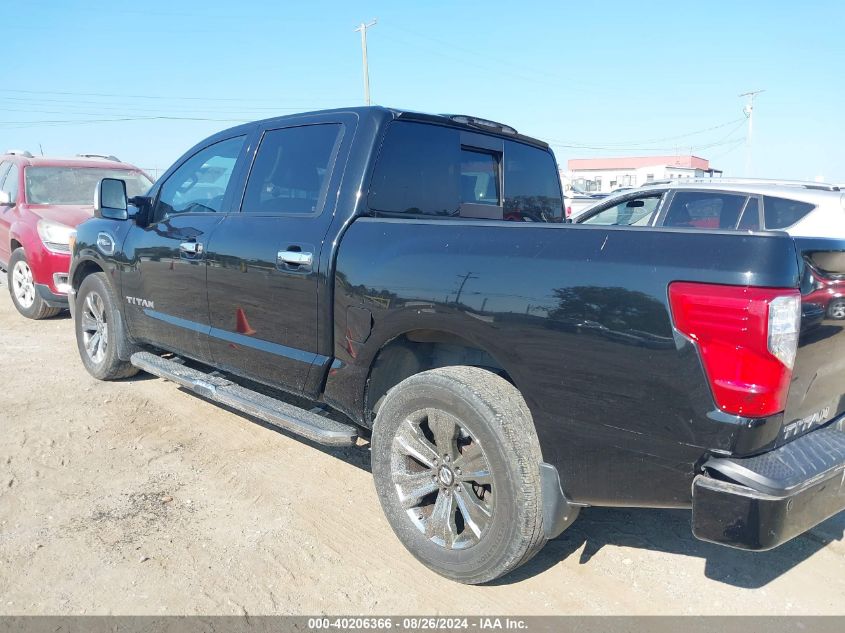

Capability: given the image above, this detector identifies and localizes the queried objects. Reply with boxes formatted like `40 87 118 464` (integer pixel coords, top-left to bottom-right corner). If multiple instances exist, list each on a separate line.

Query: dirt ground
0 282 844 616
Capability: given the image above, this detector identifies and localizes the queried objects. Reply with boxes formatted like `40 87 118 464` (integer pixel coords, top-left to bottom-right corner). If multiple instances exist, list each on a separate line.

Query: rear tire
371 366 546 584
74 272 139 380
7 248 62 320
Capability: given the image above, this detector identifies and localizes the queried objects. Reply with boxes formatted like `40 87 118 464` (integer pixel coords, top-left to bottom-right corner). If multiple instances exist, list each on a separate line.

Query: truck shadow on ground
500 505 845 588
175 384 844 589
182 387 373 473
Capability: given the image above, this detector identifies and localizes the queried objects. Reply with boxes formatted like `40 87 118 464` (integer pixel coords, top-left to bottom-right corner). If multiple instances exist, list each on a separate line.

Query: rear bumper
692 425 845 550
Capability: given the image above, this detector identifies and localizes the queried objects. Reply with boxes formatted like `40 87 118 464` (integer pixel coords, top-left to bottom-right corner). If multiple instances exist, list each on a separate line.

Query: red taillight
668 282 801 418
565 206 572 219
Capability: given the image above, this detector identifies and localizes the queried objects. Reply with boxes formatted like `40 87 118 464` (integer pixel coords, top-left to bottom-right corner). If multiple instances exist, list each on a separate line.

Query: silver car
575 178 845 238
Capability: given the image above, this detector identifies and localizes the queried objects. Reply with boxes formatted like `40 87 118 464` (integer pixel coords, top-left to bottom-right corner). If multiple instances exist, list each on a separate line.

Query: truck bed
328 220 844 508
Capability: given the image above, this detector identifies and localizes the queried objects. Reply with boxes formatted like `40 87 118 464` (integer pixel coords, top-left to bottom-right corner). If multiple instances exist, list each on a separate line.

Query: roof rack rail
76 153 121 162
5 149 33 158
645 177 840 192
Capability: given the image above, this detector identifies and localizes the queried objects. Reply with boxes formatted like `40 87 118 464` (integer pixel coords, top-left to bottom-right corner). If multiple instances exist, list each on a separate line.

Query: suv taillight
668 282 801 418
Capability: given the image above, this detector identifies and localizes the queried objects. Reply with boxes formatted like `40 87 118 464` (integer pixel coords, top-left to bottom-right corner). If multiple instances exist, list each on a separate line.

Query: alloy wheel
830 302 845 320
80 291 109 364
390 408 494 550
11 260 35 309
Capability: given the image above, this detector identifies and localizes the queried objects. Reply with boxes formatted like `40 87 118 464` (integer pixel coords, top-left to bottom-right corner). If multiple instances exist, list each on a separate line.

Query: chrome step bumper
692 425 845 550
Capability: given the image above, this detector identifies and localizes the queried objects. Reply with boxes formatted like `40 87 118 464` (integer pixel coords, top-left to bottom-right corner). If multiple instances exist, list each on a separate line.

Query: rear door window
763 196 816 229
662 191 747 229
580 195 663 226
242 124 342 215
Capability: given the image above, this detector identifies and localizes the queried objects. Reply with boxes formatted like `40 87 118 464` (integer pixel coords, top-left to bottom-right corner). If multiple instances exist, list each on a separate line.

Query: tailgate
783 238 845 442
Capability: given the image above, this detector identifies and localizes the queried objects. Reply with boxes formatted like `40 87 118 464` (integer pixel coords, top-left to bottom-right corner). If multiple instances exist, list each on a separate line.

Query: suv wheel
7 248 61 320
828 299 845 320
74 272 138 380
372 366 547 584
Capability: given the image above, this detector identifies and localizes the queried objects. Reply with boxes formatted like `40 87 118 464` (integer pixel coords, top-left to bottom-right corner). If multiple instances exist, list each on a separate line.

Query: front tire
74 272 138 380
7 248 61 320
371 366 546 584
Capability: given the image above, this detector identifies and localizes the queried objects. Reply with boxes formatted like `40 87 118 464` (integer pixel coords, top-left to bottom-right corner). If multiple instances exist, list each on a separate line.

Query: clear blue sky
4 0 844 181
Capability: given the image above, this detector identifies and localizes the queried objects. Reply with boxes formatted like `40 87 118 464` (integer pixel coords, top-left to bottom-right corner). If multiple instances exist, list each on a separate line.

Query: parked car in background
564 185 608 220
0 150 152 318
804 260 845 322
576 178 845 237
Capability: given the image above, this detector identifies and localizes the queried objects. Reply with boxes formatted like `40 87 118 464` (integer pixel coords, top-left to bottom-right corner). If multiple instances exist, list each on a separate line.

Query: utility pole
454 272 478 305
739 89 764 176
354 19 377 105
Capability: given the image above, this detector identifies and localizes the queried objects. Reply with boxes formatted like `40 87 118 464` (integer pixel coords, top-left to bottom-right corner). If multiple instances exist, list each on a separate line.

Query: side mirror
94 178 129 220
625 200 645 208
0 190 12 206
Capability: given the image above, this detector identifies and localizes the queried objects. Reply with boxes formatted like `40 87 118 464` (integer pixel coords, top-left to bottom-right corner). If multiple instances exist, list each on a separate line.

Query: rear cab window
367 120 563 222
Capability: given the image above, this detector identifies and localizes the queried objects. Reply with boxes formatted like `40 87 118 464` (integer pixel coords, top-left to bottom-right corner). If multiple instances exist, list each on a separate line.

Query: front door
205 117 351 395
122 134 248 361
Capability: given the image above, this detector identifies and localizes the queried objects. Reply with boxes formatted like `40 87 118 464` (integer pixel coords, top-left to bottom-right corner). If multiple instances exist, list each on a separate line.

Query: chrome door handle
179 241 203 255
277 250 313 267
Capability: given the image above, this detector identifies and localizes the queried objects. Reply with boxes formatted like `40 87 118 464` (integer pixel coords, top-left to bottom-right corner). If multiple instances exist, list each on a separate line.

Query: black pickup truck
69 107 845 584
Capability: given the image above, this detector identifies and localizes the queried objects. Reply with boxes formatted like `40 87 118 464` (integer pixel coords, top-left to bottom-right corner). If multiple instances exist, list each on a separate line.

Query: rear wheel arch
364 329 518 426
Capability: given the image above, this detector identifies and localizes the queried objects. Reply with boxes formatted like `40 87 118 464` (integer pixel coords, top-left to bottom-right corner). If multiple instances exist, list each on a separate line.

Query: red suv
0 151 152 318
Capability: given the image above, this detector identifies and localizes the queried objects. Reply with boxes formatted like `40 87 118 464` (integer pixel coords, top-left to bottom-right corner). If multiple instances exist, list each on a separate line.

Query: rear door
122 134 249 360
204 113 354 396
784 238 845 443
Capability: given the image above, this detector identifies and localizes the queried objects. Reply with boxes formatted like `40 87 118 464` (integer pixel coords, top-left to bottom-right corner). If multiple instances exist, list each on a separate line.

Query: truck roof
222 106 550 150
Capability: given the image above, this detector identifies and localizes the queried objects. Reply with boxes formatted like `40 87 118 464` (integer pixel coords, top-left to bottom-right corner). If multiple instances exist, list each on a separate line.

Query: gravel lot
1 280 844 616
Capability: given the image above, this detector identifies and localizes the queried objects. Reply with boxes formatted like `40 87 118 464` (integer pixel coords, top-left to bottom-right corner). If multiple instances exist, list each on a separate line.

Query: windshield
25 167 153 205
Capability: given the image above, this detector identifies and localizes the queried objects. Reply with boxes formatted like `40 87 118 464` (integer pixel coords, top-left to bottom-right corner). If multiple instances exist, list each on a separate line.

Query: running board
130 352 357 447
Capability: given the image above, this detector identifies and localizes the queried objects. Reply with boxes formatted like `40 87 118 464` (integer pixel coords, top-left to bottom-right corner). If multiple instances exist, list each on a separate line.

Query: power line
1 88 353 103
707 138 746 161
0 96 360 114
544 118 746 150
549 134 746 154
0 115 251 130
